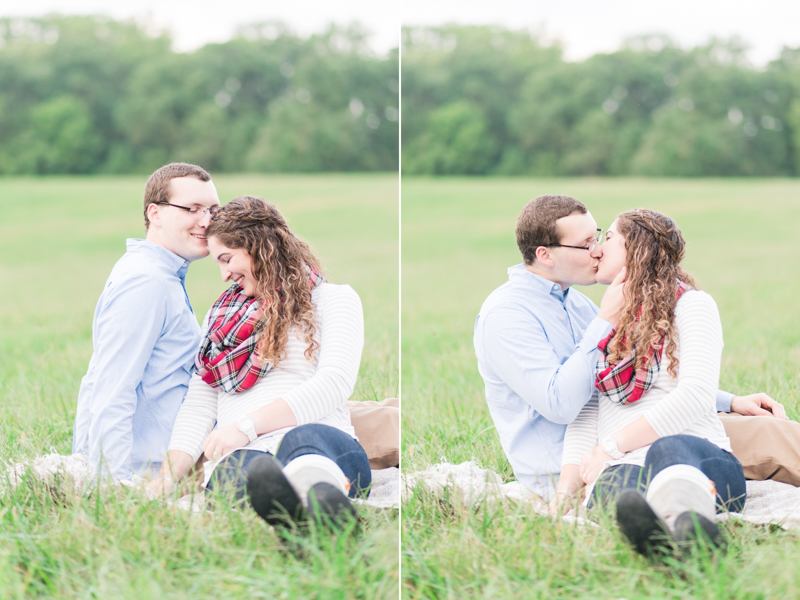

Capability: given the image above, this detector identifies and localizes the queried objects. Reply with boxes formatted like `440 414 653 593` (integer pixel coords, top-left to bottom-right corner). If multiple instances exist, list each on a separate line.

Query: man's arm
480 305 612 424
715 390 733 413
86 275 168 480
723 392 788 419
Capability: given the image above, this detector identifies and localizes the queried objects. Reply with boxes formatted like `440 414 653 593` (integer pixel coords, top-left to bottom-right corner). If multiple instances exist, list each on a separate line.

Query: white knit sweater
167 283 363 461
562 290 732 472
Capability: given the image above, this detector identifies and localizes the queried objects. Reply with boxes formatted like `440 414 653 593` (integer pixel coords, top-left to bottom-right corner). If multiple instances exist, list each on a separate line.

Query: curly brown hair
206 196 324 367
605 209 698 378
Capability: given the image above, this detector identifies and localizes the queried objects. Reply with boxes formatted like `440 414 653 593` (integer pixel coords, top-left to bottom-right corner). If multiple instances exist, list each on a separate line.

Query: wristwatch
237 416 257 443
601 436 625 460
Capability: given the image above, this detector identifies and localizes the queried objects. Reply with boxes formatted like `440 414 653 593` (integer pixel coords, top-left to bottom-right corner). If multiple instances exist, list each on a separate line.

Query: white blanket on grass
402 461 800 530
1 453 400 511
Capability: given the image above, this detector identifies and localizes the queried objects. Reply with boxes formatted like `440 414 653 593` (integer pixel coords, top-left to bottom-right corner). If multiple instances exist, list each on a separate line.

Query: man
474 194 797 500
72 162 221 481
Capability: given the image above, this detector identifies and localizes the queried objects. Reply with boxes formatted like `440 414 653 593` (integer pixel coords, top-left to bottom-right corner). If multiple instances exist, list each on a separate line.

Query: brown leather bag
346 398 400 469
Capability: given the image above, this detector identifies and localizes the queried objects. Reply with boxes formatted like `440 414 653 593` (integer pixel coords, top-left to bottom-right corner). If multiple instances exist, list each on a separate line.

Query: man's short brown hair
516 195 587 265
143 163 211 229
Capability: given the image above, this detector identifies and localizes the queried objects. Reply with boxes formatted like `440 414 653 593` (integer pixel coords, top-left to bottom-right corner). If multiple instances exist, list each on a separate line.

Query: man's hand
730 393 788 420
597 267 627 325
580 445 614 485
202 423 250 461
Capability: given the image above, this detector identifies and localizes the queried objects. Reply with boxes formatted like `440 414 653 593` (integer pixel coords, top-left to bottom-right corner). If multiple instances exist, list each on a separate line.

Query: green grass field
401 177 800 599
0 173 399 598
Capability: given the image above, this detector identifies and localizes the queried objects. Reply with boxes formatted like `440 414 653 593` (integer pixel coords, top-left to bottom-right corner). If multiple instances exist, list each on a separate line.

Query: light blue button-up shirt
474 264 733 498
73 239 201 481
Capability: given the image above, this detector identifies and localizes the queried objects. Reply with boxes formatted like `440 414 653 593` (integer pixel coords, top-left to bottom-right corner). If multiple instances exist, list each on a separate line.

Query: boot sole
674 511 724 551
616 489 672 556
307 482 358 530
246 455 304 527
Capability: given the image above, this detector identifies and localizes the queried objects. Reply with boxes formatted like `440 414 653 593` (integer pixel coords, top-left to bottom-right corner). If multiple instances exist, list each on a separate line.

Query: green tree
403 101 496 175
8 96 101 174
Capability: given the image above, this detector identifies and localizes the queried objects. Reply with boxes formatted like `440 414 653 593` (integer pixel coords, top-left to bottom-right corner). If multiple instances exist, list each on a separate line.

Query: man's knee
721 415 800 485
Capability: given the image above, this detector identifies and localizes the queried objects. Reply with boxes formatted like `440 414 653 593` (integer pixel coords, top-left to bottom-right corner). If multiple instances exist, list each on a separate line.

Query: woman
145 196 371 527
553 209 746 555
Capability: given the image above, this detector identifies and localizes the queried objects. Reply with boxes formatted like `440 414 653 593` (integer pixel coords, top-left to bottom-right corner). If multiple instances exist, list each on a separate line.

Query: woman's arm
200 397 298 460
562 393 600 468
145 373 218 497
550 394 599 514
281 285 364 424
166 373 219 459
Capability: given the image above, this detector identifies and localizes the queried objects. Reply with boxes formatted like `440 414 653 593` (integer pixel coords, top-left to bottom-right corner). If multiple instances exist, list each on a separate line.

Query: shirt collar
508 264 570 303
126 239 191 279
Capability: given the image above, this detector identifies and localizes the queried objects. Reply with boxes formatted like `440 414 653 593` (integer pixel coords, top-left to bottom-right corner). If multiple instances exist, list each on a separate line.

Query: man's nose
199 211 213 227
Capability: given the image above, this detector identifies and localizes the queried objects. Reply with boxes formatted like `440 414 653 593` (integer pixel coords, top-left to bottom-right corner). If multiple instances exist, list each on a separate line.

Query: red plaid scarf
195 268 324 393
594 280 691 405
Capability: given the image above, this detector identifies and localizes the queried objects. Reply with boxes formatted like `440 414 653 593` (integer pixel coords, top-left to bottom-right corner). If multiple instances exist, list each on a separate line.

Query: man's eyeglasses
158 202 220 218
544 228 604 253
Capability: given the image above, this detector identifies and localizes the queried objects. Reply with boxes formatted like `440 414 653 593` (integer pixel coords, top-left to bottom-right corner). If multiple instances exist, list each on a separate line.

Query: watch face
603 439 618 456
239 418 256 440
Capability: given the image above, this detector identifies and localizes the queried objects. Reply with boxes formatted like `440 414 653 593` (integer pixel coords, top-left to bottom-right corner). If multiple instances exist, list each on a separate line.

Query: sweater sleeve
282 285 364 425
643 291 723 437
562 392 600 466
167 373 219 461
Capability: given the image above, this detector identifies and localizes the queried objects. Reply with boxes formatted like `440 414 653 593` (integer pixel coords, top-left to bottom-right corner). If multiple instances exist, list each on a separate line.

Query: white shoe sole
646 465 716 531
282 455 350 507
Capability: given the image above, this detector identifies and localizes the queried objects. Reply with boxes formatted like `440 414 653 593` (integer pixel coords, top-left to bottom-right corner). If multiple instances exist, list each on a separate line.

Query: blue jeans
590 435 747 512
206 423 372 501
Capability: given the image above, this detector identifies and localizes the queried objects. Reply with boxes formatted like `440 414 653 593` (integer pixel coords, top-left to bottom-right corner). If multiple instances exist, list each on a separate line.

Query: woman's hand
550 464 583 516
202 423 250 461
144 475 175 500
548 491 578 516
143 450 195 501
580 445 613 485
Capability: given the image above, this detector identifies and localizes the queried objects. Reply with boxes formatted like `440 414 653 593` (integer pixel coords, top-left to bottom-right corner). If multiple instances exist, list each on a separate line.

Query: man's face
149 176 221 262
546 211 602 288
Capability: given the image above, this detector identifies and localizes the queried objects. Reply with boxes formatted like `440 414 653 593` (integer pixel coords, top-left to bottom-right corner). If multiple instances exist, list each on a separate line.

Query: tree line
402 25 800 176
0 15 398 175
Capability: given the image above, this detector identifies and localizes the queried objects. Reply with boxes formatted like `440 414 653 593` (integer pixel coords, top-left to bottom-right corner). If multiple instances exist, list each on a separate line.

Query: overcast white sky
4 0 800 65
0 0 400 54
402 0 800 65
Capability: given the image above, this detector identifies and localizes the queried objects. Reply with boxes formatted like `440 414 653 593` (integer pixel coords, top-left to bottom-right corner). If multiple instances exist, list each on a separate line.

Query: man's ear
534 246 555 267
147 203 162 229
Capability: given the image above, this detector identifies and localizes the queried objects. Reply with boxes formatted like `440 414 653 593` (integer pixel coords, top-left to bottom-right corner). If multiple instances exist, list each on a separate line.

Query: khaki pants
719 413 800 486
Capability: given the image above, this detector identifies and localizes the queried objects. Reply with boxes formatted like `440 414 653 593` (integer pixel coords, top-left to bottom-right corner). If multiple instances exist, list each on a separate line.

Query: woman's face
207 237 257 296
596 219 627 285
